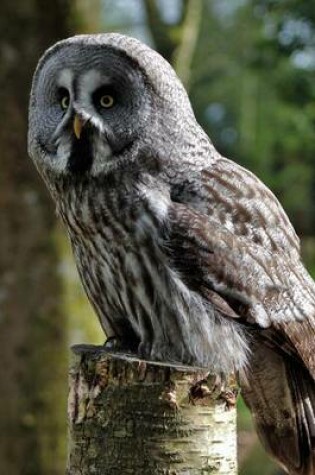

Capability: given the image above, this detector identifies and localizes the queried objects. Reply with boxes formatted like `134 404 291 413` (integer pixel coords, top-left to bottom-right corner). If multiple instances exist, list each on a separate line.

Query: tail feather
289 363 315 471
239 341 315 475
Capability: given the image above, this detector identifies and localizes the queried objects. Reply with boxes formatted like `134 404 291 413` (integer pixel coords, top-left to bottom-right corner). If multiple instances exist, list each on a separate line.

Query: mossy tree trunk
68 346 237 474
0 2 74 474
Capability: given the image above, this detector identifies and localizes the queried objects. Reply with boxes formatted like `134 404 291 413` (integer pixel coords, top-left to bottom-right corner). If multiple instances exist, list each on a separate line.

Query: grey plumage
28 34 315 474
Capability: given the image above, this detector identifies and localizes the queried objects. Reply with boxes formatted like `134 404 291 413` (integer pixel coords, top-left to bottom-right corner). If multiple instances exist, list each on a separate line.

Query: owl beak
73 114 84 139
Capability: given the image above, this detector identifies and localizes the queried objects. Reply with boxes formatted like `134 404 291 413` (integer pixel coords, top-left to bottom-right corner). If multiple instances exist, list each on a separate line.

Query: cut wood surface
67 345 237 475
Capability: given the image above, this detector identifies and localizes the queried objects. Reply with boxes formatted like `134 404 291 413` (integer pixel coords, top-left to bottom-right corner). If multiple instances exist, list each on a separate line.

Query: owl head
28 33 196 182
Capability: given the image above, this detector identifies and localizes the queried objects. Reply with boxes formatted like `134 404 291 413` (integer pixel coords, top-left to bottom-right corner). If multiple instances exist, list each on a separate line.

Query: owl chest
69 206 170 332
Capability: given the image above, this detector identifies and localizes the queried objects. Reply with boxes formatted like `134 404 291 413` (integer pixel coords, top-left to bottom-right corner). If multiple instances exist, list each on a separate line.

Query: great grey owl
28 34 315 474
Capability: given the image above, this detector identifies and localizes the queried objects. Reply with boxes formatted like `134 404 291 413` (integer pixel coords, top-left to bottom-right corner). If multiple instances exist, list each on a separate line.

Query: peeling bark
67 345 237 474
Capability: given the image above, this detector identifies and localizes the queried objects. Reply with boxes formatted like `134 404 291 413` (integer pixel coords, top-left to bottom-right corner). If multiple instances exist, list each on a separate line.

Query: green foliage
190 0 315 234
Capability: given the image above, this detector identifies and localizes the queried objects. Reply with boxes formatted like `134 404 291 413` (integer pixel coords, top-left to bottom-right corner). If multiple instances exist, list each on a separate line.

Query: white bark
67 345 237 474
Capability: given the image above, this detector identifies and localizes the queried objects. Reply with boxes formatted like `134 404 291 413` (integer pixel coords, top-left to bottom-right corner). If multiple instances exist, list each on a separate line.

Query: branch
173 0 203 89
142 0 177 61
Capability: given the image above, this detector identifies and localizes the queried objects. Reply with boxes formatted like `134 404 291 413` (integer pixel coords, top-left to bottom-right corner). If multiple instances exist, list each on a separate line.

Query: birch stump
67 345 238 475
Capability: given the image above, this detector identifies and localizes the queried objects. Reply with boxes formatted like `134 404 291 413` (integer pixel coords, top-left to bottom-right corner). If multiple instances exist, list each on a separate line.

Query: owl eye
93 86 116 110
61 96 69 109
58 88 70 110
100 95 114 108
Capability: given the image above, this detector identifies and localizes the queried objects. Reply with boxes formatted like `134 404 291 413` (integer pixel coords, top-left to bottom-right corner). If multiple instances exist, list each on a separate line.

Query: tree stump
67 345 238 475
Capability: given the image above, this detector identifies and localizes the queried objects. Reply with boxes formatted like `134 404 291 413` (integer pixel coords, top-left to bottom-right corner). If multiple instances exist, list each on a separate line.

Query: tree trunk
0 2 73 473
67 345 237 475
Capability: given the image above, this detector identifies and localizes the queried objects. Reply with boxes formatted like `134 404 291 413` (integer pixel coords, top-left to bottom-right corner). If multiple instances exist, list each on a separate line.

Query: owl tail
239 342 315 475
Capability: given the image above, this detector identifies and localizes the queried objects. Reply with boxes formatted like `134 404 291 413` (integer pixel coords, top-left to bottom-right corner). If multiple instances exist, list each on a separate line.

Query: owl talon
207 372 227 399
190 372 239 408
220 388 239 410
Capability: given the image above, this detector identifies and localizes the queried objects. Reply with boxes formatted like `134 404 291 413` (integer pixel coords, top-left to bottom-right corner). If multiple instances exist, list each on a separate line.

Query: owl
28 34 315 474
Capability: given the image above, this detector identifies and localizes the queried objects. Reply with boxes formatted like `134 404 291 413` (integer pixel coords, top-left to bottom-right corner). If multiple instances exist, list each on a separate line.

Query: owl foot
137 341 152 360
220 388 239 410
104 335 140 356
103 336 125 350
189 372 239 409
212 373 239 409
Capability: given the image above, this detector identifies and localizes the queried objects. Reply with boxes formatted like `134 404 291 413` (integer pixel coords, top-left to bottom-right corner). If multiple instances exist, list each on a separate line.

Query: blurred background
0 0 314 473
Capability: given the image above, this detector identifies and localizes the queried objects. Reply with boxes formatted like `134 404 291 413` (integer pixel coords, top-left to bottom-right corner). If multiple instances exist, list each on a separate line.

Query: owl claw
104 336 141 357
189 372 239 409
220 389 239 410
207 372 227 398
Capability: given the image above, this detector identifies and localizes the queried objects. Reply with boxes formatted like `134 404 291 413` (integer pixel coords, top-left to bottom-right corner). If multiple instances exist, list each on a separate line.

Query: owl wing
170 155 301 256
166 158 315 474
165 199 315 379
